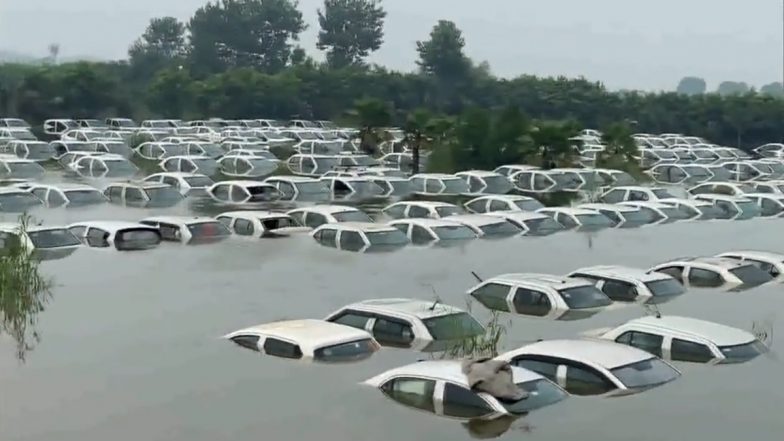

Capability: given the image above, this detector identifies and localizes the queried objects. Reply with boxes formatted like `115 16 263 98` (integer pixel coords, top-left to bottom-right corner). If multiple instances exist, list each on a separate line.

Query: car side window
304 213 328 229
380 377 436 413
557 213 577 229
157 223 180 241
230 186 248 202
465 200 486 213
656 266 684 283
233 219 254 236
339 231 365 252
106 186 123 201
424 179 441 193
442 383 494 418
628 190 649 201
85 228 110 248
230 335 260 352
467 176 484 193
470 282 512 312
384 204 407 219
372 315 414 347
410 225 435 244
760 198 782 216
216 216 233 229
670 338 715 363
601 279 638 301
212 184 230 200
277 182 296 198
512 287 551 317
488 200 508 212
262 338 303 359
688 268 724 288
318 228 338 247
329 311 372 330
532 174 551 191
68 226 87 237
162 177 179 188
563 361 615 396
125 188 144 202
407 205 430 218
601 189 625 203
615 331 663 357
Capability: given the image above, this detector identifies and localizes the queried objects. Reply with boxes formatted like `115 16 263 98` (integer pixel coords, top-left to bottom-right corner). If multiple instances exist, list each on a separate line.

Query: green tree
403 108 453 175
129 17 187 80
416 20 471 83
146 67 194 118
676 76 706 95
598 121 641 174
349 97 392 155
717 81 750 96
317 0 386 68
188 0 306 75
529 120 580 168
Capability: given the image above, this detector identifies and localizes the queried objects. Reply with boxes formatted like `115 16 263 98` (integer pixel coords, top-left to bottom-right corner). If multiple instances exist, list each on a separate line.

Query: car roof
455 170 503 177
570 265 672 282
389 218 468 228
410 173 460 180
147 172 208 179
218 180 270 188
367 360 543 387
447 214 508 226
694 194 751 202
659 256 751 269
68 221 157 232
315 222 396 232
141 216 219 225
579 203 638 212
618 201 672 209
718 250 784 262
469 194 536 202
608 186 665 192
659 198 712 207
624 316 755 346
503 339 652 369
486 273 593 289
389 200 456 209
485 211 550 222
226 319 372 350
219 210 292 220
291 204 361 215
265 176 320 183
340 298 467 320
538 207 601 215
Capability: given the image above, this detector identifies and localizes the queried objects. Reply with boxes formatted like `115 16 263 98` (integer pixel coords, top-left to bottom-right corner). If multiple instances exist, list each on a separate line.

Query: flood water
2 188 784 440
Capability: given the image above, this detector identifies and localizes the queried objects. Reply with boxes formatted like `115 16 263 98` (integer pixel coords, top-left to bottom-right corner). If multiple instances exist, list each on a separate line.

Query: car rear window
558 285 613 309
313 338 379 363
729 264 774 285
644 278 685 297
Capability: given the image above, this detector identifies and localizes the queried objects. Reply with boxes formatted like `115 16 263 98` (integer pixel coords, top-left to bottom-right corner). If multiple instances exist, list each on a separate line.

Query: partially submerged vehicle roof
455 170 505 177
291 204 363 215
314 222 396 232
486 210 552 221
571 265 672 282
141 216 220 225
609 185 666 192
618 201 673 209
468 194 539 202
659 256 754 270
225 319 372 350
579 203 638 212
538 207 602 216
108 181 170 189
694 194 752 202
337 298 469 320
365 360 542 387
219 210 293 219
389 218 469 228
718 250 784 262
146 172 210 179
68 221 158 232
500 339 652 369
390 200 457 208
265 175 322 183
410 173 461 179
483 273 595 289
659 198 713 207
623 316 755 347
30 183 99 191
447 214 508 226
219 180 272 188
0 222 72 233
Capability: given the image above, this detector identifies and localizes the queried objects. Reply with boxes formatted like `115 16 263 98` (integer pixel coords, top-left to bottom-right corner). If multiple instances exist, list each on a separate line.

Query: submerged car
364 360 568 419
142 172 215 196
6 140 55 161
464 195 544 214
159 155 219 176
67 221 162 251
716 251 784 278
218 156 279 178
383 201 464 220
468 273 612 321
484 211 565 236
286 154 340 177
537 207 615 231
288 205 373 229
693 194 761 220
649 257 774 290
104 182 184 208
320 176 385 200
497 339 681 396
0 156 45 179
325 298 485 352
263 176 331 202
26 183 107 207
446 214 522 238
389 218 478 246
0 223 81 261
69 153 139 179
224 319 379 363
586 315 767 364
617 201 691 224
207 180 283 204
741 193 784 218
216 211 310 238
567 265 685 304
659 198 723 221
0 187 44 212
578 203 654 228
599 186 677 203
455 170 514 195
312 222 409 252
139 216 231 244
409 173 470 196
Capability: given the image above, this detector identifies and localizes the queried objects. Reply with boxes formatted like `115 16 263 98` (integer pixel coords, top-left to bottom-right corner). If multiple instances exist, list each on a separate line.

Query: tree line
0 0 783 161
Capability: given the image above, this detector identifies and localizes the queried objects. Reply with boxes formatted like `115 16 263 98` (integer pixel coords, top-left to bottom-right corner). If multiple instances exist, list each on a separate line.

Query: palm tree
403 108 453 175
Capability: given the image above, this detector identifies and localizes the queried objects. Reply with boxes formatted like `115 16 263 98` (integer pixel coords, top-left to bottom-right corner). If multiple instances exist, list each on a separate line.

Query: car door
369 314 415 347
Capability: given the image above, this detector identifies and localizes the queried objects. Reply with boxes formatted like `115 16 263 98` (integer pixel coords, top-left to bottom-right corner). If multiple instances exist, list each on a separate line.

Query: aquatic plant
0 214 53 362
440 300 511 360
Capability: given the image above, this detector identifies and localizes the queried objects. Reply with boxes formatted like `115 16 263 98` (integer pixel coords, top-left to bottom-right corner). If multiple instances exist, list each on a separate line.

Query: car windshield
350 181 384 196
432 225 476 240
365 229 409 246
483 176 514 194
11 131 36 141
115 229 161 250
435 206 462 217
707 167 732 181
610 358 680 389
736 200 761 217
661 206 690 220
500 379 568 414
550 172 582 189
333 211 373 223
187 221 231 238
64 190 106 205
558 285 612 309
622 208 655 224
105 160 138 177
729 264 774 285
387 180 413 195
652 189 675 199
681 166 711 178
697 205 723 220
524 217 565 236
422 312 485 340
719 341 767 364
184 176 214 187
295 181 330 194
27 229 81 248
4 119 28 128
442 178 469 194
575 213 614 228
480 221 522 237
144 187 183 203
313 338 379 363
0 192 43 211
514 199 545 211
644 278 685 297
314 157 339 171
6 162 44 178
114 119 136 128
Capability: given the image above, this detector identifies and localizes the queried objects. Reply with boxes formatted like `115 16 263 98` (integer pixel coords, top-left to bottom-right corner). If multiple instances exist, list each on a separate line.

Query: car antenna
426 284 440 311
471 271 483 283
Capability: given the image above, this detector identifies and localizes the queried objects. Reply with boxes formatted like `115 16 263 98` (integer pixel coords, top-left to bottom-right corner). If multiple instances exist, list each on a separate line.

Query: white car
578 203 653 228
658 198 723 221
693 194 761 220
446 214 522 238
567 265 685 304
455 170 513 195
383 201 463 220
741 193 784 218
288 205 373 229
104 182 183 208
216 211 310 238
716 251 784 278
748 180 784 195
286 154 340 177
0 156 45 180
0 223 81 261
26 183 107 207
263 176 331 201
537 207 614 231
218 156 279 178
409 173 469 196
483 211 565 236
67 221 162 251
468 273 612 320
389 218 478 245
224 319 379 363
510 169 587 193
5 140 55 161
159 155 219 176
363 360 568 418
599 186 677 203
585 315 767 364
325 298 485 351
135 142 189 160
649 256 774 289
207 180 283 204
496 339 681 396
69 153 139 179
139 216 231 244
493 164 539 177
364 176 413 198
320 176 385 199
463 195 544 214
617 201 690 224
687 181 755 197
142 172 215 196
311 222 409 252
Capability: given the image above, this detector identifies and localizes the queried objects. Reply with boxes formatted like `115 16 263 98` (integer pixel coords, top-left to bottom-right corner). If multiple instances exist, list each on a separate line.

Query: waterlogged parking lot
2 201 784 440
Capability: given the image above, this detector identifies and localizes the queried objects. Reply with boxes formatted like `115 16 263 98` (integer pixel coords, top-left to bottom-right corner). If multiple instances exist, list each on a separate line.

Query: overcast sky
1 0 782 90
